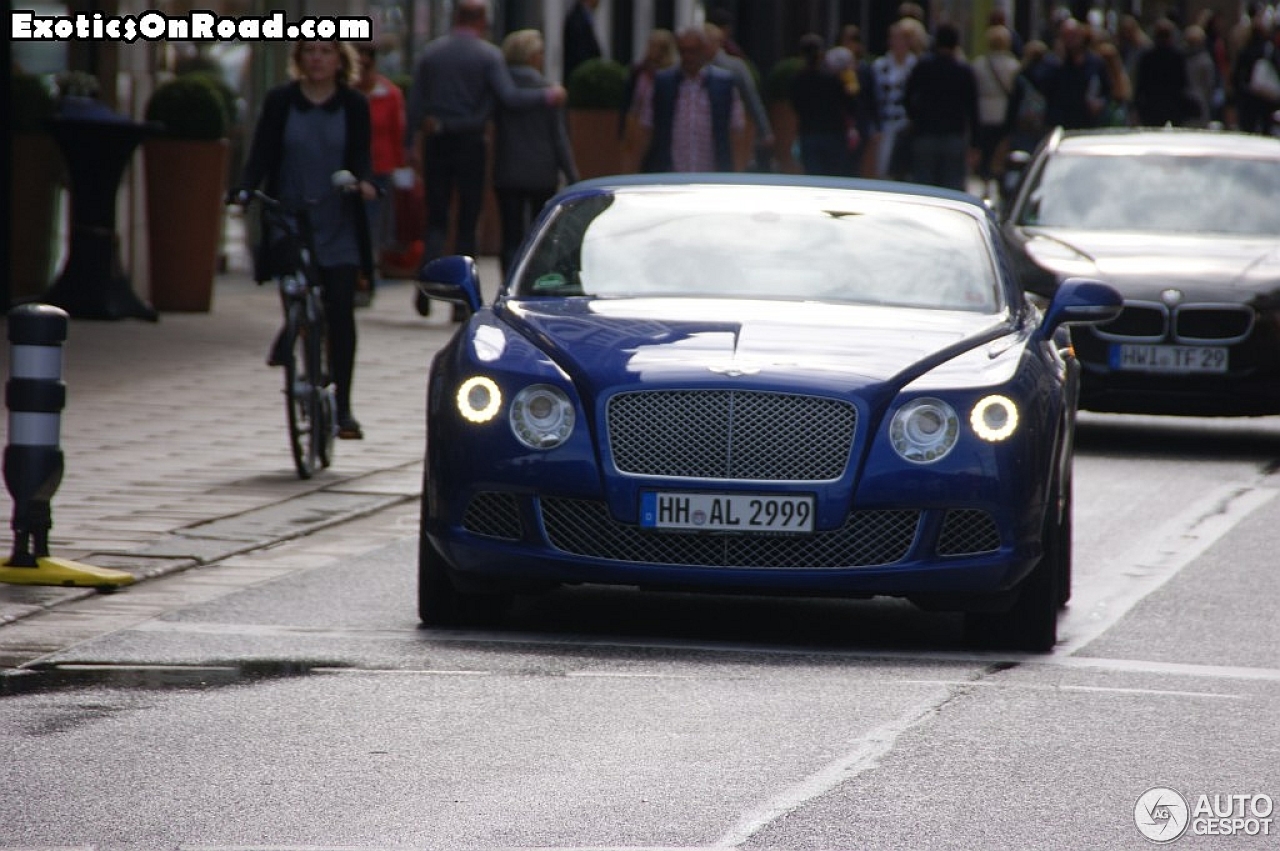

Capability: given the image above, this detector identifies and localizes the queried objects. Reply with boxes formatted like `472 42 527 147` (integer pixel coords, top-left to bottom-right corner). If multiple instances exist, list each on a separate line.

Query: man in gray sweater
407 0 566 315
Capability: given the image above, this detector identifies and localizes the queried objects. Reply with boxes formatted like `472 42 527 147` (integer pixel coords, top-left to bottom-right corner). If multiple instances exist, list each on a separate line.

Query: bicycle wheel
283 306 319 479
308 294 336 469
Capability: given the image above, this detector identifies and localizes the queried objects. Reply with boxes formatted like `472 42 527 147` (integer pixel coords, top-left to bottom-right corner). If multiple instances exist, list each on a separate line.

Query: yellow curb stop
0 557 136 589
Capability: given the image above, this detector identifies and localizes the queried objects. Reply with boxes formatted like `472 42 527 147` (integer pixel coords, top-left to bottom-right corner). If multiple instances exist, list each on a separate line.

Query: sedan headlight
510 384 575 449
891 398 959 463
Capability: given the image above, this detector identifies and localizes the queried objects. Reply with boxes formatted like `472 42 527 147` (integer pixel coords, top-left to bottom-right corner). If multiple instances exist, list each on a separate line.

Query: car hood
1019 228 1280 291
497 297 1011 394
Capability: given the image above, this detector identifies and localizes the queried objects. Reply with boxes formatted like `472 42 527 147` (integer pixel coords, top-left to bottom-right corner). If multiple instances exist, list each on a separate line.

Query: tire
1056 475 1074 607
316 387 336 469
283 312 318 479
965 477 1066 653
418 531 510 627
308 311 334 470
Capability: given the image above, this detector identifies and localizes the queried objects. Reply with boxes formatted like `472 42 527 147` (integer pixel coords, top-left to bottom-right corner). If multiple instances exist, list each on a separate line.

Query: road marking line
1059 480 1278 655
311 667 491 677
1055 684 1242 699
1045 654 1280 683
898 678 1247 699
713 689 951 848
127 620 1280 684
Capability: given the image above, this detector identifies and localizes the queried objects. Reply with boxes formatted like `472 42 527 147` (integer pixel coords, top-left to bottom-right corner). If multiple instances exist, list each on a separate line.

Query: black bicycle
245 176 357 479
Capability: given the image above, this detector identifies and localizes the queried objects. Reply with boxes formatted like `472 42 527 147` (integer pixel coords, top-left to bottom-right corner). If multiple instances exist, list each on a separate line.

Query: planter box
145 138 228 311
569 109 624 179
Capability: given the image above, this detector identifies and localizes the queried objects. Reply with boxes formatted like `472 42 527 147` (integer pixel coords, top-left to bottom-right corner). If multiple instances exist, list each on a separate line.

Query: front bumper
430 490 1042 600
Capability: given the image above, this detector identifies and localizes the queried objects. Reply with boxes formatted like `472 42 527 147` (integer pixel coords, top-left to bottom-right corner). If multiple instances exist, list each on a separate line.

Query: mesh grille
936 509 1001 556
463 492 524 540
607 390 857 481
540 497 918 568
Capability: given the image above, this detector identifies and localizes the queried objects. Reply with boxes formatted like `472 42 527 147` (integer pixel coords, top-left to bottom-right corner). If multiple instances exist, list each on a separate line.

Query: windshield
513 188 1001 313
1019 152 1280 235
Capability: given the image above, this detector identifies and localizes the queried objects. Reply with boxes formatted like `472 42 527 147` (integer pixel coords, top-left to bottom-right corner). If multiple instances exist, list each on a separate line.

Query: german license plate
639 492 815 533
1109 344 1227 374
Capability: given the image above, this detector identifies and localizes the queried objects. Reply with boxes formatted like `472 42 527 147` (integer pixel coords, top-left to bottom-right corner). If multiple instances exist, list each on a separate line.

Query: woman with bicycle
236 40 377 441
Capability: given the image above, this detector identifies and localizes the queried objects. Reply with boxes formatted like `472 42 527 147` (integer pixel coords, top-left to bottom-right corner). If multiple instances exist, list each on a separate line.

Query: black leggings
496 187 554 277
319 264 358 417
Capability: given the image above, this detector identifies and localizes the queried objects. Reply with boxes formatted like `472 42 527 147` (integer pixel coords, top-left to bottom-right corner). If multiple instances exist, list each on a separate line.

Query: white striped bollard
1 304 133 588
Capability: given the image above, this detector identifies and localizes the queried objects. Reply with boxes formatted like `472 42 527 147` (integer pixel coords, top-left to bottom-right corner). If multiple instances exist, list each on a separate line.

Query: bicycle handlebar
226 170 363 210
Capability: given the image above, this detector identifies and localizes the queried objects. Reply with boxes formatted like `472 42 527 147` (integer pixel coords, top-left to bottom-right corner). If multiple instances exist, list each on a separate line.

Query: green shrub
11 72 55 134
181 71 237 128
764 56 804 103
566 58 629 109
391 73 413 101
145 75 228 140
55 70 100 99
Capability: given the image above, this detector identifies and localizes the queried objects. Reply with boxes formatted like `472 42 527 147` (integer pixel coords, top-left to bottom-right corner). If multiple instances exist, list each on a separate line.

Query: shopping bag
1249 54 1280 102
393 169 425 246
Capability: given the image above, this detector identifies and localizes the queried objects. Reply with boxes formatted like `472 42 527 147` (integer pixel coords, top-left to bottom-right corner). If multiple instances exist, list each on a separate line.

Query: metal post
1 304 134 589
5 304 66 567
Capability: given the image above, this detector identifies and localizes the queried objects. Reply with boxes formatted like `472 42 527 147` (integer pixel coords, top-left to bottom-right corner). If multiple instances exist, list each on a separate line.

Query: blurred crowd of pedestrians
237 0 1280 325
776 0 1280 192
602 0 1279 195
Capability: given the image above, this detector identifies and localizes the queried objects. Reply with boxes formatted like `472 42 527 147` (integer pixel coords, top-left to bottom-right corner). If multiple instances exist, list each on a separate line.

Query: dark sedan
1001 128 1280 416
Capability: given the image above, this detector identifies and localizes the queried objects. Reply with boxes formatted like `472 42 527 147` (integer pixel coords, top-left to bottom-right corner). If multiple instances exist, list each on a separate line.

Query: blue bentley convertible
416 175 1121 652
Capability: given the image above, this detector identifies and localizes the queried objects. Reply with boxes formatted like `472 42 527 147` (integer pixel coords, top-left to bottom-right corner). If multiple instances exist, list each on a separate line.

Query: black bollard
1 304 134 588
5 304 67 566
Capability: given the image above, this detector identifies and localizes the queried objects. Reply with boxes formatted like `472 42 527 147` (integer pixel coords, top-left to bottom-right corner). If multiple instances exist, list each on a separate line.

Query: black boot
337 411 363 440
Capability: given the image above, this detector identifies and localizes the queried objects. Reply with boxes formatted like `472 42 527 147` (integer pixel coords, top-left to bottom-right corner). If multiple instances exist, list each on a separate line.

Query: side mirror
417 255 483 315
1038 276 1122 336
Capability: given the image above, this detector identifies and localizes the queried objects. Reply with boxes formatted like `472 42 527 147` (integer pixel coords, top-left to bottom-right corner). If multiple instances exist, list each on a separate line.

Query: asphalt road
1 413 1278 850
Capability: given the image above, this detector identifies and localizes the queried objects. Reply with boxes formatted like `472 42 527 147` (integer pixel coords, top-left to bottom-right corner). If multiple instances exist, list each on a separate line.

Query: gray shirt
279 102 358 268
407 27 548 141
494 65 579 191
712 49 772 139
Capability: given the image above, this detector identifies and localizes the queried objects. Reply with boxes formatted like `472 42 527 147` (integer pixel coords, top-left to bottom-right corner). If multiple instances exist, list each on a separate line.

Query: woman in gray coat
494 29 580 276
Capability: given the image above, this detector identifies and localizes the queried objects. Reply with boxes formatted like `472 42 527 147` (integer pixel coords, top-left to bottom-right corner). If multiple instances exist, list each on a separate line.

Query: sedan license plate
639 492 815 533
1110 344 1227 374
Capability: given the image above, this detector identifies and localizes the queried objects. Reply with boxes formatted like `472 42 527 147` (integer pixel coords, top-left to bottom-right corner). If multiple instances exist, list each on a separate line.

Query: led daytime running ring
971 394 1019 441
457 376 502 423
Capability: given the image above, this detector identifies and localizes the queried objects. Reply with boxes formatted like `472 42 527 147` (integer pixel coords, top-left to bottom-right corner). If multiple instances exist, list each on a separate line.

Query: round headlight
971 395 1019 442
457 376 502 423
510 384 575 449
891 398 959 463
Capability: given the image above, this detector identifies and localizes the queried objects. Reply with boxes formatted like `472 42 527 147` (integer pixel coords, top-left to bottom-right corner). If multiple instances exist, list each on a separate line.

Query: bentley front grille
936 509 1001 556
540 497 919 568
462 492 524 540
607 390 857 481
